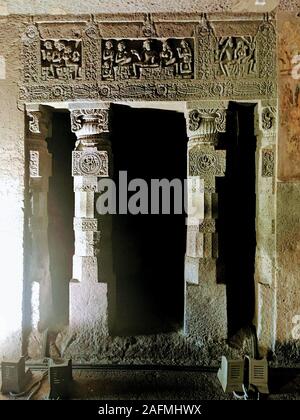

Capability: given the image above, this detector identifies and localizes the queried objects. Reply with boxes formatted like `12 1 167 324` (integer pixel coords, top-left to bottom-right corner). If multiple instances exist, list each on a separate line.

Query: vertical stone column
67 103 112 351
184 102 228 341
254 102 277 355
26 104 53 357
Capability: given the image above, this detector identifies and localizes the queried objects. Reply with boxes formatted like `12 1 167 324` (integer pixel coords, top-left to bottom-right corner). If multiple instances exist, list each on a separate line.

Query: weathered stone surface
0 6 299 370
0 16 26 360
0 1 284 16
275 182 300 363
278 13 300 181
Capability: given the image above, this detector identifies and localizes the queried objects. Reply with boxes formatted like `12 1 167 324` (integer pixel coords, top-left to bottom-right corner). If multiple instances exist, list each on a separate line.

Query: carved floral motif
72 150 108 176
189 148 226 177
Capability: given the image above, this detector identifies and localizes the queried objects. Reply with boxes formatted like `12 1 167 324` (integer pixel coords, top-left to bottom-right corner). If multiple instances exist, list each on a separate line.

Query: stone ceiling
0 0 299 16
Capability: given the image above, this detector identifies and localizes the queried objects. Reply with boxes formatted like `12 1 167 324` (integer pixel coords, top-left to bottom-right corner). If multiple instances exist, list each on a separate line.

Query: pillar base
185 260 227 341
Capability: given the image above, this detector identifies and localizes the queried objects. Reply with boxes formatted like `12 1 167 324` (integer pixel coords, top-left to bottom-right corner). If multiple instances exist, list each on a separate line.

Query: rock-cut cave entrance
47 111 75 328
46 106 187 336
217 102 257 339
110 104 187 336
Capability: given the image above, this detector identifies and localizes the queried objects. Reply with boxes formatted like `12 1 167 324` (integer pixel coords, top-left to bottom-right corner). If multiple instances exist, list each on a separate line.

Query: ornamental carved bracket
188 108 227 133
19 15 277 103
261 106 276 131
70 108 109 134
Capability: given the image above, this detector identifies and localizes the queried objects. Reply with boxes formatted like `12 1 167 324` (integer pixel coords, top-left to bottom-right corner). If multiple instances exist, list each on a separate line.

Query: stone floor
0 368 299 400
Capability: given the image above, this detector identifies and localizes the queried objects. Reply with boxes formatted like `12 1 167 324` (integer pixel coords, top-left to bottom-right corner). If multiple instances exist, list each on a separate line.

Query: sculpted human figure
219 37 235 76
160 41 176 67
234 37 256 75
41 40 55 78
115 41 132 66
177 39 192 76
102 40 115 79
131 39 159 67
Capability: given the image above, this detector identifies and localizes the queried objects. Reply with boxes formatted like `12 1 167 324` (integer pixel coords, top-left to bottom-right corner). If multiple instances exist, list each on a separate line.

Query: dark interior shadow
109 104 187 336
268 368 300 395
48 112 75 329
217 102 256 338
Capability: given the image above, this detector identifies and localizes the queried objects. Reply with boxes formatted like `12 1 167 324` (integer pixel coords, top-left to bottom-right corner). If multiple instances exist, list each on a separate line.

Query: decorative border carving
262 106 276 130
262 148 275 177
29 150 39 177
19 79 276 103
19 16 277 104
74 218 98 231
72 150 108 176
84 22 101 81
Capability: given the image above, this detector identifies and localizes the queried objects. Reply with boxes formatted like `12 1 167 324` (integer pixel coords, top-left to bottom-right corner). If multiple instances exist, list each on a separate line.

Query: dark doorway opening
110 105 187 336
47 112 75 328
217 102 256 338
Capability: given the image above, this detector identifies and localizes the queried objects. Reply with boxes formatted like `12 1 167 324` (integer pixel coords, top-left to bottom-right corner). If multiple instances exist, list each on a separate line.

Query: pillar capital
68 102 111 146
185 101 228 144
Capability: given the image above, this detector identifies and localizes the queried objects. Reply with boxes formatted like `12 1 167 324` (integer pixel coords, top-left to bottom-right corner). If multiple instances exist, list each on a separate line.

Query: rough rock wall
0 16 27 359
0 0 298 15
0 0 283 16
276 12 300 364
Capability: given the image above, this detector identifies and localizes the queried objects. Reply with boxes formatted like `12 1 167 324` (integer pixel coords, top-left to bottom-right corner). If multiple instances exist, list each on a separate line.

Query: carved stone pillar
67 103 113 344
254 101 277 356
184 102 228 341
26 104 53 356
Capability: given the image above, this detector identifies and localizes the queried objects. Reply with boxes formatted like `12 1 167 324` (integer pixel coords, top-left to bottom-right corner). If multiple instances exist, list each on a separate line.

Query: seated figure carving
101 38 194 80
113 41 134 79
217 36 256 77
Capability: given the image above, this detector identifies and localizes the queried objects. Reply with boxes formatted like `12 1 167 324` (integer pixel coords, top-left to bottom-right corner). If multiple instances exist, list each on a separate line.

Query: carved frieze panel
101 38 194 81
41 39 82 81
20 15 277 103
72 150 109 176
214 36 257 78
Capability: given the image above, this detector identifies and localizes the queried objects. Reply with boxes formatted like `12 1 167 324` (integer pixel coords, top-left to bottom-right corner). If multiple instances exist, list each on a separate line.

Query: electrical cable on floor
9 370 48 400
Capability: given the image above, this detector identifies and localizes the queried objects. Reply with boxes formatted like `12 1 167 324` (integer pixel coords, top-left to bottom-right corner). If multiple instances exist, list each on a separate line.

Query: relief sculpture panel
101 38 194 81
19 14 277 103
214 36 256 77
41 39 82 80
